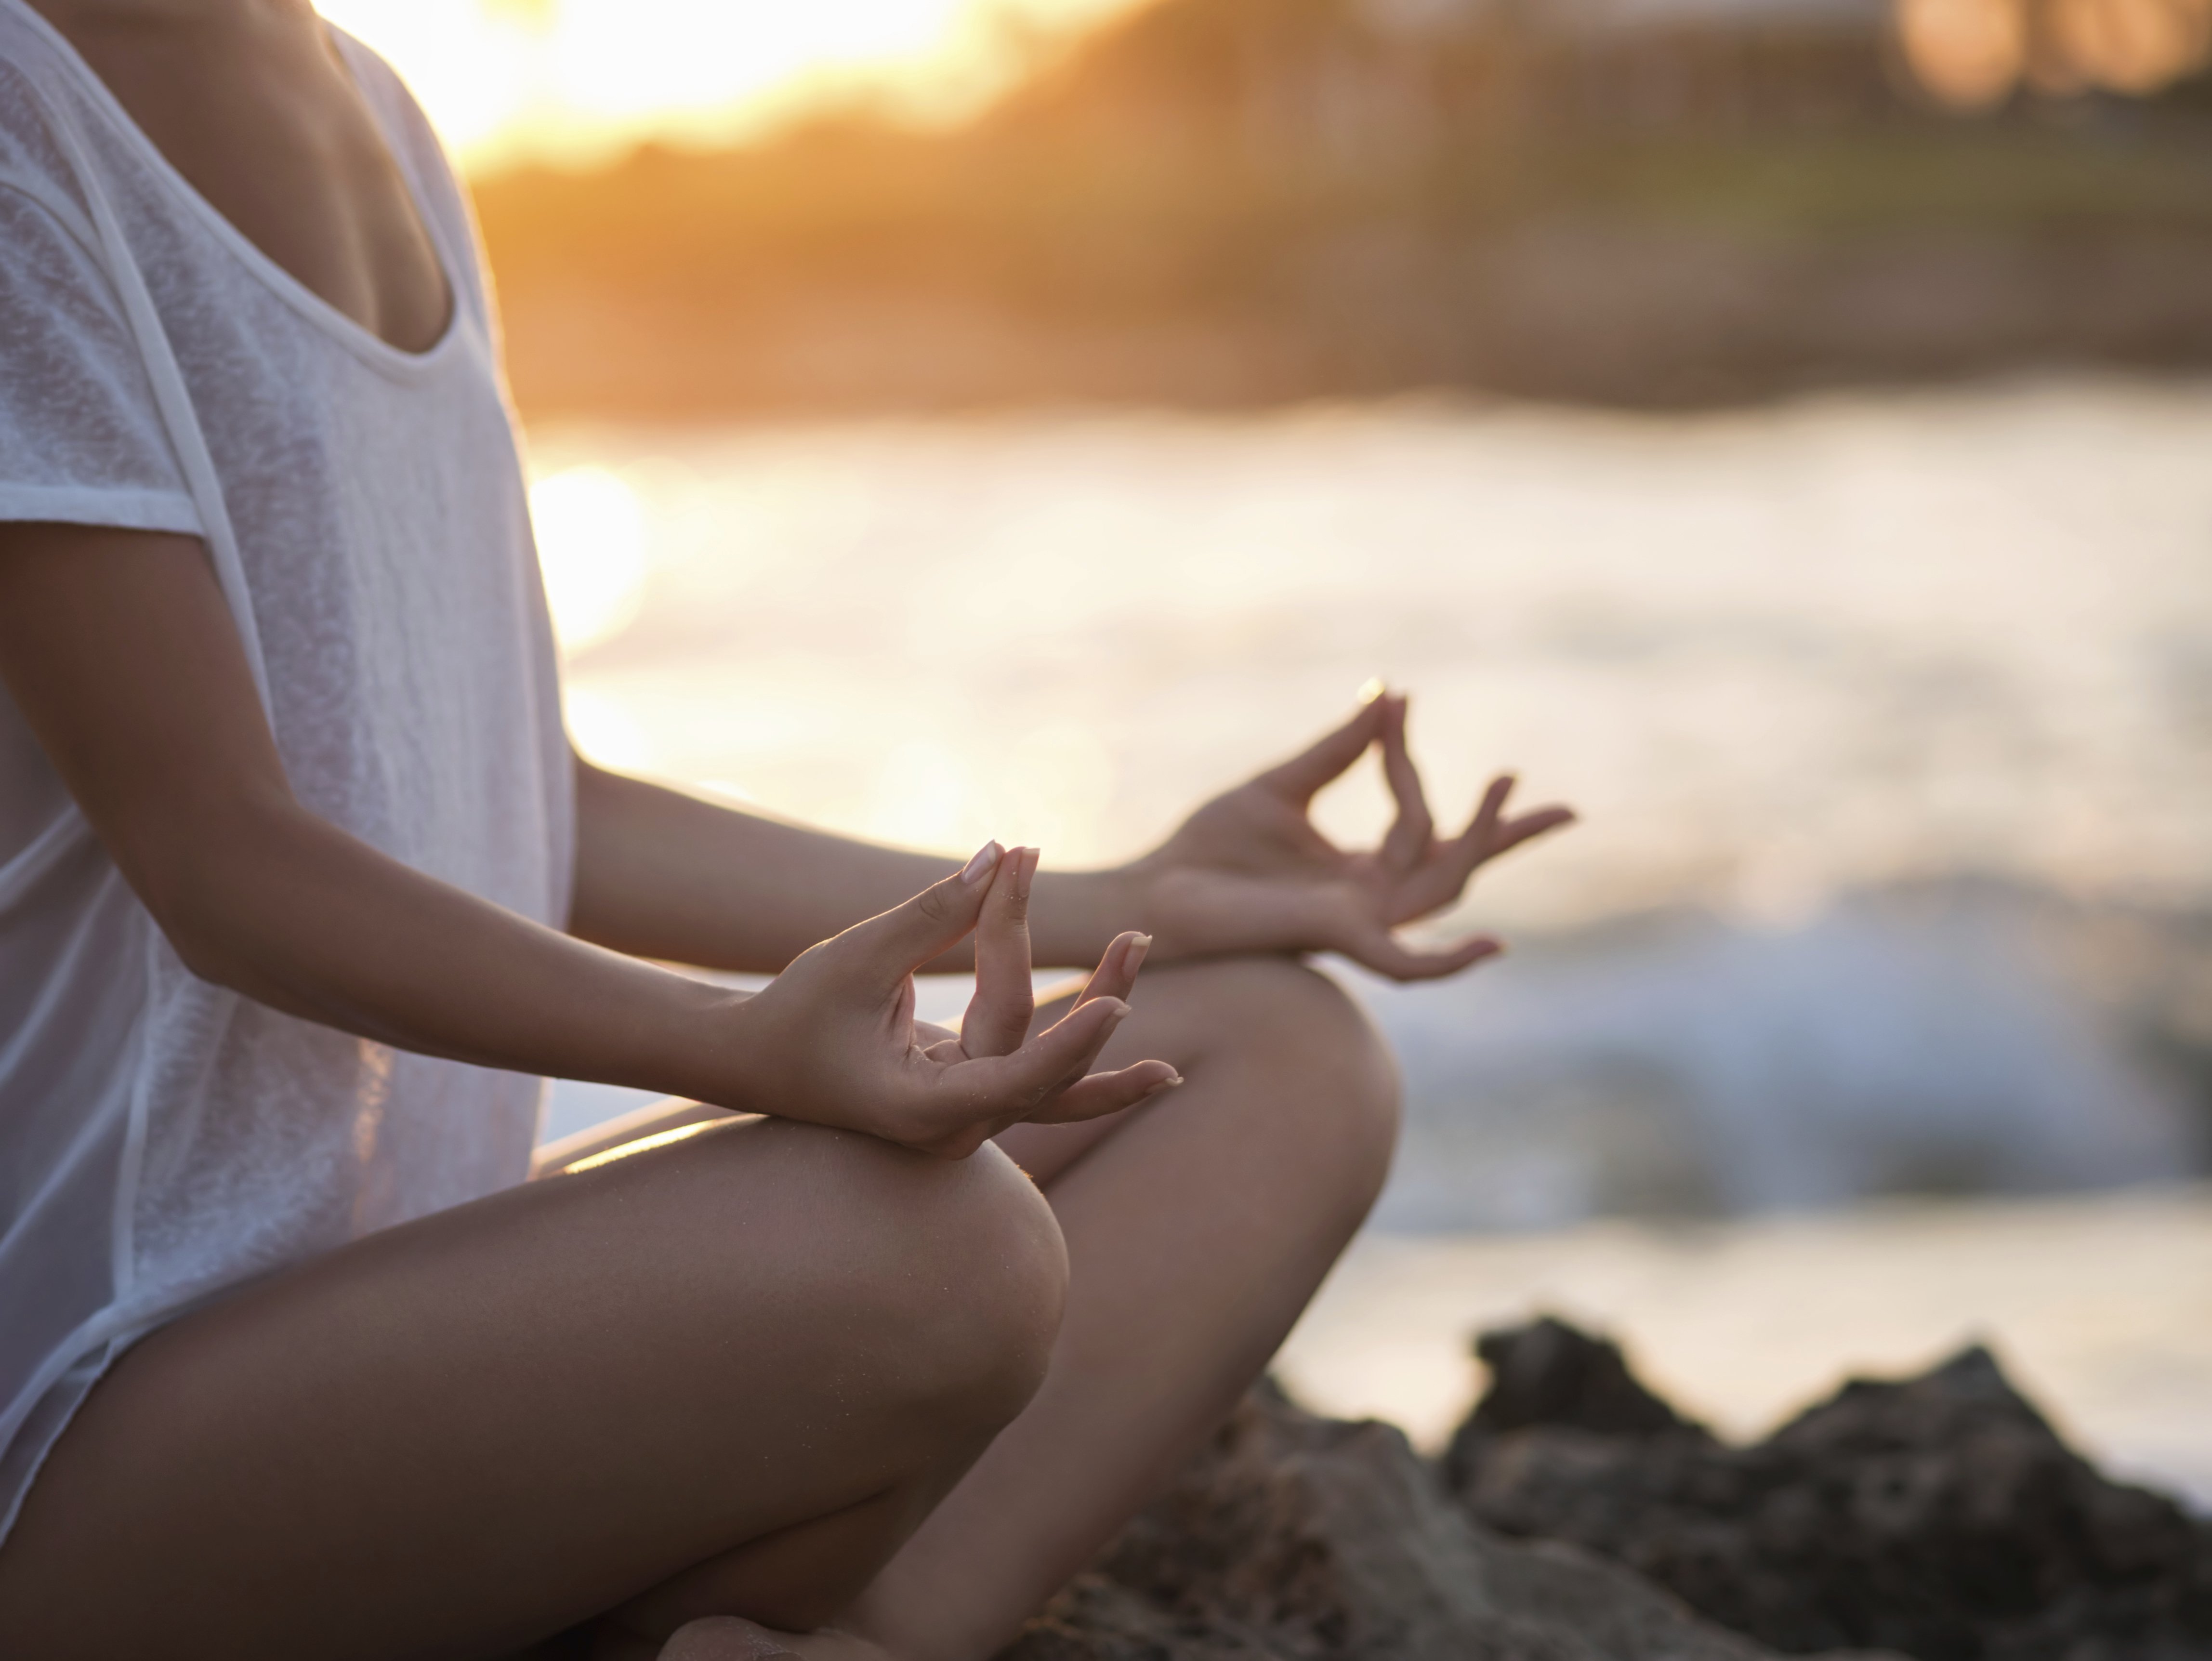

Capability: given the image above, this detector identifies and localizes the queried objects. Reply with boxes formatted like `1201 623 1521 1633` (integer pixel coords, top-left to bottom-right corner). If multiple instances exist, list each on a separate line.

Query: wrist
641 976 761 1112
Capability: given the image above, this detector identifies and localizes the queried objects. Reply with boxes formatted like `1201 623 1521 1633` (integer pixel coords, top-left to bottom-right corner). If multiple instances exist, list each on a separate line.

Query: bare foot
657 1615 892 1661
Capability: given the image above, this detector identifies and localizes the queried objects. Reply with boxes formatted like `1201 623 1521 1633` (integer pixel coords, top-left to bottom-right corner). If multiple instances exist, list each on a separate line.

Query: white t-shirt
0 1 573 1540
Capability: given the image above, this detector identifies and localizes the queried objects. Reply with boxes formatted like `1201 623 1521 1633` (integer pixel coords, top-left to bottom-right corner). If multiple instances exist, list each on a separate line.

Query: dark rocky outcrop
994 1317 2209 1661
999 1381 1885 1661
1455 1316 1707 1443
995 1321 2210 1661
1444 1320 2212 1660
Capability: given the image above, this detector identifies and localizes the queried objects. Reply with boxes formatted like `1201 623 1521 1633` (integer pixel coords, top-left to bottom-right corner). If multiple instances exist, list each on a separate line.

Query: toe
658 1616 800 1661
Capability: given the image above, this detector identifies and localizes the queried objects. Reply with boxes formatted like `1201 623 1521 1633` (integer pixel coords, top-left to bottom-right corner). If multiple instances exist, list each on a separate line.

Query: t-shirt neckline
2 0 465 379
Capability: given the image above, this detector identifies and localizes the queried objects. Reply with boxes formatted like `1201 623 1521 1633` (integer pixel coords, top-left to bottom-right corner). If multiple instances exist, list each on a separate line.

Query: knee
766 1127 1068 1435
879 1140 1069 1430
1168 955 1401 1193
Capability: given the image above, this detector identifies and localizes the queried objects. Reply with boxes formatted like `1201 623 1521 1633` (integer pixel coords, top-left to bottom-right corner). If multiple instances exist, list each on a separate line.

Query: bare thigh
0 957 1398 1661
0 1118 1066 1661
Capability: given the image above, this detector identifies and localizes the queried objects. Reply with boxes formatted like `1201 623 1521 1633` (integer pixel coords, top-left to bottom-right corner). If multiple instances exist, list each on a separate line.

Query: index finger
1378 696 1435 872
842 841 1002 988
1071 930 1151 1010
962 845 1038 1057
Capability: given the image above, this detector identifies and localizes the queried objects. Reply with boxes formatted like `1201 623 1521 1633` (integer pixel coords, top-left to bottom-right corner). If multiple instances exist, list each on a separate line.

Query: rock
1444 1319 2212 1660
998 1381 1857 1661
994 1317 2208 1661
1457 1315 1709 1442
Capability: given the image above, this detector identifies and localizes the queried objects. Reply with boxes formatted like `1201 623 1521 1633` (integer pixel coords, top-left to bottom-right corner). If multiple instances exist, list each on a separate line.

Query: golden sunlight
317 0 1137 172
529 465 647 655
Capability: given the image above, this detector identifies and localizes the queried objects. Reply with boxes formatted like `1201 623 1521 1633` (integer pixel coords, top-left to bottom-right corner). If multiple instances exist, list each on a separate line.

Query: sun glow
316 0 1134 173
530 465 647 656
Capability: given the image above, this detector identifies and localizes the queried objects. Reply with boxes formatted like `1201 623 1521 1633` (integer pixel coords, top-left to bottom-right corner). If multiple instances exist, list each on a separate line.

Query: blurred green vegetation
479 120 2212 303
472 0 2212 412
1538 127 2212 233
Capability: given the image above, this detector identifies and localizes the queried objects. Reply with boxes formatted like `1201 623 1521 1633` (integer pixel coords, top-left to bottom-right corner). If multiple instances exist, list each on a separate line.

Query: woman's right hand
723 843 1181 1158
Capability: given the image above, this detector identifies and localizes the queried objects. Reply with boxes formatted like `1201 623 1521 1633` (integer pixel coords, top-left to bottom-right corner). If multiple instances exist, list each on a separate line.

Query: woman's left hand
1121 691 1577 981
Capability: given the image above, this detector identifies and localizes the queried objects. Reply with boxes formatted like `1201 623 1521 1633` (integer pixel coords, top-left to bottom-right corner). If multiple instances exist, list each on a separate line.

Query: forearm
167 792 743 1104
569 759 1136 974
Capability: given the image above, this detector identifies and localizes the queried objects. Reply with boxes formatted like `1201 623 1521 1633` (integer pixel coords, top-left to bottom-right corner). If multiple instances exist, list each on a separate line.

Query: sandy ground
1274 1184 2212 1511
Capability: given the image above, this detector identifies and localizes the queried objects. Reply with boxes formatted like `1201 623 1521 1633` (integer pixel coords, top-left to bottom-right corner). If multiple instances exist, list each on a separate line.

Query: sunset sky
319 0 1136 172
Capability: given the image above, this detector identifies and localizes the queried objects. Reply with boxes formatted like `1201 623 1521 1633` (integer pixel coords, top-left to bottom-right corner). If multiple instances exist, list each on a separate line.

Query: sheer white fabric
0 0 573 1541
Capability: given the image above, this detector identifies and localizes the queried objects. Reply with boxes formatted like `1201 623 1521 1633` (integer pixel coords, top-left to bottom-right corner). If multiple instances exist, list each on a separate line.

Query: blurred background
329 0 2212 1501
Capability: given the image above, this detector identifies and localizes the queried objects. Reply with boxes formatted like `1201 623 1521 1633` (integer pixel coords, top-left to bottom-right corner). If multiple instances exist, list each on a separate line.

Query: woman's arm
576 695 1579 986
570 761 1133 976
0 523 1168 1146
0 523 730 1095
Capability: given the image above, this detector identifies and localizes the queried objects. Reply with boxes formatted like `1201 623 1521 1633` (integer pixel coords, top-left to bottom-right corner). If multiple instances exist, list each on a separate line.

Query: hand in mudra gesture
731 843 1178 1158
1131 691 1577 980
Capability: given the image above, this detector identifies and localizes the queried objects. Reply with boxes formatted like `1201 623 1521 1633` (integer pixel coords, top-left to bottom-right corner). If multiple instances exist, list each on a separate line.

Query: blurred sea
528 373 2212 1501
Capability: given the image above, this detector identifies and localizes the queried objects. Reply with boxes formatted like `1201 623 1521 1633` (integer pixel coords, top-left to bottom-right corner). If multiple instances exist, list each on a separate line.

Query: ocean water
529 376 2212 1501
530 374 2212 931
534 373 2212 1211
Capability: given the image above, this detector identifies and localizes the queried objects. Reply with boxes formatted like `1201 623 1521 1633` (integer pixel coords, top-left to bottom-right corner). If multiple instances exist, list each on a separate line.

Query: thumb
1257 693 1389 805
841 842 1003 985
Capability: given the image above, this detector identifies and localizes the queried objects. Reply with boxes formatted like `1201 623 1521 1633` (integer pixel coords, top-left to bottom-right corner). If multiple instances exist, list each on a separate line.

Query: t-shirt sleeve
0 183 203 536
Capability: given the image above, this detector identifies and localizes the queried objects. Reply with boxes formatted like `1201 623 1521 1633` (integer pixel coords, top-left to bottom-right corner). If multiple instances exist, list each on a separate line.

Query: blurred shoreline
483 134 2212 418
488 207 2212 419
469 0 2212 421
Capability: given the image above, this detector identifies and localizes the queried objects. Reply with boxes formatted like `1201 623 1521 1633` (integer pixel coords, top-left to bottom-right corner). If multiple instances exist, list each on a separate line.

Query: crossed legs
0 957 1397 1661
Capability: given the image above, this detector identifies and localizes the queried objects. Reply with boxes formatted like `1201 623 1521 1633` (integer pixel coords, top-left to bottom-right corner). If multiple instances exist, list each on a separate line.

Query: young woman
0 2 1574 1657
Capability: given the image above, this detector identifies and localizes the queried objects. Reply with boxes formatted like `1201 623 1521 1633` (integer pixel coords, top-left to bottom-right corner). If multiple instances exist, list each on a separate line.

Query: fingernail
1146 1075 1185 1098
1123 934 1153 976
961 841 1003 884
1358 677 1386 704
